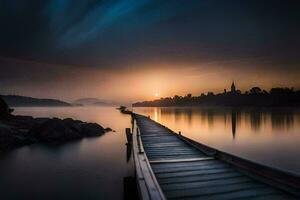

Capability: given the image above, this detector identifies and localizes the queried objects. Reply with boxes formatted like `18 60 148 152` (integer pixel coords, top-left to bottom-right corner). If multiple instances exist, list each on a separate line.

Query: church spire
231 81 236 93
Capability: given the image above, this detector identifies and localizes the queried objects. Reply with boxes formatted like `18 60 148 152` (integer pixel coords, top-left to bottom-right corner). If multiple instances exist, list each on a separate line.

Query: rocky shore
0 97 111 151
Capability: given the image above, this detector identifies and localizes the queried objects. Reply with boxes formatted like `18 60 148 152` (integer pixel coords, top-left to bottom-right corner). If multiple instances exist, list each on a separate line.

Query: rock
81 122 105 136
62 118 83 133
105 127 113 132
0 124 29 150
30 118 83 143
7 115 36 129
29 118 108 143
0 107 110 149
0 96 13 119
0 124 17 144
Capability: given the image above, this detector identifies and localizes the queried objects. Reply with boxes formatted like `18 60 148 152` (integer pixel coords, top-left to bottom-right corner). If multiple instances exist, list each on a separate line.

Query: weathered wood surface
133 114 299 200
132 121 166 200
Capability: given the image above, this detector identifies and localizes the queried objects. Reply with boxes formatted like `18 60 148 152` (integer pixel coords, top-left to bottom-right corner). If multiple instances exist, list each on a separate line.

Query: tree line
133 87 300 107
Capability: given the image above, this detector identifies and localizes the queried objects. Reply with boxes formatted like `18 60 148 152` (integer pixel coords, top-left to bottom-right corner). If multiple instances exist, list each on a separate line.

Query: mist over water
134 107 300 175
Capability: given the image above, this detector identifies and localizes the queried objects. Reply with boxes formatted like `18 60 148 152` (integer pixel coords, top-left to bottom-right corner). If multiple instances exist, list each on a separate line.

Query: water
0 107 134 200
1 106 300 199
134 107 300 175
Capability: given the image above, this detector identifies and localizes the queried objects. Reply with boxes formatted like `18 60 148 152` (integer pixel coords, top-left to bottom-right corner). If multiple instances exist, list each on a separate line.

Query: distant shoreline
133 87 300 108
11 105 74 107
1 95 72 107
132 105 300 108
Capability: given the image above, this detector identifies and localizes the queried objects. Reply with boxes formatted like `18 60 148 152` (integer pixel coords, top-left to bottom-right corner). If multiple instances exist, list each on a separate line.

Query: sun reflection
154 107 158 121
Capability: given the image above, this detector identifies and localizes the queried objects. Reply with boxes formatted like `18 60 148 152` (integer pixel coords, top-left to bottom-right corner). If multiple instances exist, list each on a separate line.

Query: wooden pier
131 114 300 200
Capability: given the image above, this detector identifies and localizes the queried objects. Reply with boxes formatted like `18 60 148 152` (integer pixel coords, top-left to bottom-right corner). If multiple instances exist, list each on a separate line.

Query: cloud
0 0 298 68
0 0 299 100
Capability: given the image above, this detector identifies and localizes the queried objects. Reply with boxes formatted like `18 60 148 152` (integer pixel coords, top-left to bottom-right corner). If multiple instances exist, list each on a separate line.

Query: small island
133 82 300 107
0 97 111 151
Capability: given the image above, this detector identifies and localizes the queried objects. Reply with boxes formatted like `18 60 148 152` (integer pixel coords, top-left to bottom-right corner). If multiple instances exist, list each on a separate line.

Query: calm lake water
0 107 134 200
1 106 300 199
134 107 300 175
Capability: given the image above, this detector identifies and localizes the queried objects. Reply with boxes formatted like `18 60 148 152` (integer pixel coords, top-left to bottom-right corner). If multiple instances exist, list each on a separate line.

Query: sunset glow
0 1 300 199
0 1 299 103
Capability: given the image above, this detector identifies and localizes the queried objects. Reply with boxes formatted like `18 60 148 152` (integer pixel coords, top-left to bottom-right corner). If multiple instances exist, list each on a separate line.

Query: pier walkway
132 114 299 200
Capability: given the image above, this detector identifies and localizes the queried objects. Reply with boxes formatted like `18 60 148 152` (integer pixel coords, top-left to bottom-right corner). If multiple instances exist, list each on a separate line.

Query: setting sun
154 92 159 97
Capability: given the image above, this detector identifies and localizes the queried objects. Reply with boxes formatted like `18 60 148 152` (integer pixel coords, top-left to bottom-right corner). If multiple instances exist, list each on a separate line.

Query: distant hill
1 95 72 107
74 98 102 105
74 98 118 106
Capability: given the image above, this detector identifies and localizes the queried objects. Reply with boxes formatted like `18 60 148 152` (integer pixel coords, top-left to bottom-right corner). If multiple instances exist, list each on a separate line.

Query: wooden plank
132 126 166 200
143 145 187 148
160 176 253 191
142 139 181 143
144 148 200 152
144 146 191 150
146 151 204 156
145 148 199 152
146 152 204 157
142 136 178 140
157 168 235 179
173 187 282 200
148 155 204 159
143 142 186 146
143 134 174 136
164 182 269 199
148 154 207 159
143 144 190 148
151 160 223 169
145 150 202 155
154 165 229 174
142 135 175 138
153 163 229 173
142 136 175 139
144 145 198 149
150 157 214 164
158 171 243 185
242 194 297 200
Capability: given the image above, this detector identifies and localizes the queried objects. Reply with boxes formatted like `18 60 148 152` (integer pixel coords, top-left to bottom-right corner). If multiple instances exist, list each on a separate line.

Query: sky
0 0 299 102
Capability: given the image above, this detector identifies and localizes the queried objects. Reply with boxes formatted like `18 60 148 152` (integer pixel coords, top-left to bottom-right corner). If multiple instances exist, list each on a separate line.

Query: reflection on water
0 107 133 200
134 107 300 174
231 110 237 138
138 107 299 138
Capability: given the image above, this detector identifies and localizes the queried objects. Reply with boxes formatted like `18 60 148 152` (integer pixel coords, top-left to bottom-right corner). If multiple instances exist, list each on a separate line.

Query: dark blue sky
0 0 299 100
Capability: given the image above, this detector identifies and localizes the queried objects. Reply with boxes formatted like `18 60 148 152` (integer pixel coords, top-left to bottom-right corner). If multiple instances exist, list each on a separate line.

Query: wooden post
125 128 132 144
136 128 144 154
